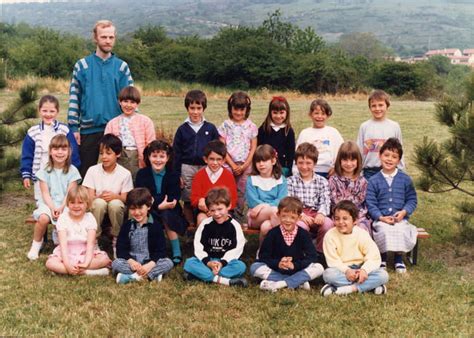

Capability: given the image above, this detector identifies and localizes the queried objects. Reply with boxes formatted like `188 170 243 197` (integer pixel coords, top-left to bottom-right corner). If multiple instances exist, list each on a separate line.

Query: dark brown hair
126 187 153 209
333 200 358 222
205 187 231 208
38 95 59 112
227 91 251 119
261 96 292 135
143 139 173 170
309 98 332 116
204 140 227 158
185 89 207 110
251 144 282 179
380 137 403 159
118 86 141 104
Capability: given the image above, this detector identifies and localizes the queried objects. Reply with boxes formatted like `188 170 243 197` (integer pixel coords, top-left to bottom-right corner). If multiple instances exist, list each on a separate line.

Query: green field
0 91 472 336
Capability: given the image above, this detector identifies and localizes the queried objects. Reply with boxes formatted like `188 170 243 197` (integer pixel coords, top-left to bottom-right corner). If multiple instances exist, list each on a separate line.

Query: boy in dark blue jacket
112 188 173 284
250 196 324 292
173 90 219 226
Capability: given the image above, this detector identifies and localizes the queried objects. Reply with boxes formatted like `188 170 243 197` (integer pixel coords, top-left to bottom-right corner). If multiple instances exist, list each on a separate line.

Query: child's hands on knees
357 269 368 284
379 215 395 224
301 213 314 226
393 210 407 223
345 268 359 282
23 178 31 189
137 261 156 277
278 257 294 270
207 261 222 275
128 259 141 272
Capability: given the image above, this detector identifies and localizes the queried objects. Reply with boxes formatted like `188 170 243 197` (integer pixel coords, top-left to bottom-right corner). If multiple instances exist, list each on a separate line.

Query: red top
191 168 238 210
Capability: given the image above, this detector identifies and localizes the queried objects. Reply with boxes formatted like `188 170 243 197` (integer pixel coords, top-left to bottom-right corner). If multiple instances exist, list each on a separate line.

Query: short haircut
143 139 173 169
380 137 403 159
118 86 141 104
368 89 390 108
261 96 292 135
100 134 122 155
333 200 359 222
93 20 116 37
126 187 153 208
205 187 231 208
46 134 71 174
309 98 332 116
251 144 282 179
38 94 59 111
334 141 363 177
184 89 207 110
66 185 91 210
203 140 227 158
278 196 303 215
227 91 251 119
295 142 318 163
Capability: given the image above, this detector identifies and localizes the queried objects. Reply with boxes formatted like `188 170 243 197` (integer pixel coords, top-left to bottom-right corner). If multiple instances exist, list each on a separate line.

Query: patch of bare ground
0 190 34 210
427 242 474 278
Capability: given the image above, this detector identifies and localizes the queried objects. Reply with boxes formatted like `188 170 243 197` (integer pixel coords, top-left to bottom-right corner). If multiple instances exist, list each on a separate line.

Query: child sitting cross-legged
250 196 324 292
183 187 248 287
321 200 389 296
190 140 238 226
112 188 174 284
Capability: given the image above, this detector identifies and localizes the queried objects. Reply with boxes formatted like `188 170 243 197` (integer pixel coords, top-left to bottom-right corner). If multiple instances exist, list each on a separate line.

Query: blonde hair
46 134 71 174
93 20 116 37
66 186 91 210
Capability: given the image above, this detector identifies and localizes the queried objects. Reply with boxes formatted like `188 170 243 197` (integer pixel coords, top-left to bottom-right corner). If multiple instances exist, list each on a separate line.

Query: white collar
185 117 205 126
270 122 286 132
381 168 398 179
205 167 223 184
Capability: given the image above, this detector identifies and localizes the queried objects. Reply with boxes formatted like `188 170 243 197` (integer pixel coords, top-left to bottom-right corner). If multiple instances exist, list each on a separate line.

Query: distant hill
3 0 474 56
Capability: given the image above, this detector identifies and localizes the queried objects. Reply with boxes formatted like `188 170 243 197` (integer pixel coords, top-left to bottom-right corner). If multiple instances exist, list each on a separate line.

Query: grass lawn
0 90 472 336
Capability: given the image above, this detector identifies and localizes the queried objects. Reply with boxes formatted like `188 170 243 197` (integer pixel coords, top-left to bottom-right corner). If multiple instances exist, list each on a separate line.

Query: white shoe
299 282 311 291
85 268 109 276
374 285 387 295
259 280 278 292
27 248 39 261
320 284 335 297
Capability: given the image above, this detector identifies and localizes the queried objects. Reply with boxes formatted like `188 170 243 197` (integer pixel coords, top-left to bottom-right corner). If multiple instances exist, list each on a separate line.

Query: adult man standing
68 20 133 177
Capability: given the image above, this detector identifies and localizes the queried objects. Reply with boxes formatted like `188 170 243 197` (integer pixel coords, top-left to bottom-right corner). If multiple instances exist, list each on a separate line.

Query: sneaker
155 274 163 282
395 263 407 273
373 285 387 295
27 247 40 261
85 268 110 276
299 282 311 291
320 284 336 297
259 280 278 292
116 273 135 284
172 256 182 266
229 277 248 288
183 271 199 281
380 261 387 269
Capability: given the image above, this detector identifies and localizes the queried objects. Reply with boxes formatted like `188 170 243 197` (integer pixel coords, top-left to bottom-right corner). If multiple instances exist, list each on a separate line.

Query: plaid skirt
372 220 417 253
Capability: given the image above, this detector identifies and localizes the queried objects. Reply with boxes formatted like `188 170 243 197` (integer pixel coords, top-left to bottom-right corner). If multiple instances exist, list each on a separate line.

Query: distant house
425 49 463 58
463 49 474 57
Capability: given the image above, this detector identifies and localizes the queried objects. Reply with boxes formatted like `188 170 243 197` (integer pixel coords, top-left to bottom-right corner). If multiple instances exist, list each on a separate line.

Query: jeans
250 262 324 289
323 265 389 293
183 257 246 282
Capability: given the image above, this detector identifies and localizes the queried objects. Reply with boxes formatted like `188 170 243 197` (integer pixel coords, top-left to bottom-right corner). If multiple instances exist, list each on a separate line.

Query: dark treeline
0 11 472 98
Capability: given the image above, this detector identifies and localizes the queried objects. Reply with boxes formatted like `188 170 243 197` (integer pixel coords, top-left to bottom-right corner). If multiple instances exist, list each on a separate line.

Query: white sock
27 240 43 260
213 275 230 285
85 268 109 276
274 281 287 289
335 285 356 295
131 273 143 281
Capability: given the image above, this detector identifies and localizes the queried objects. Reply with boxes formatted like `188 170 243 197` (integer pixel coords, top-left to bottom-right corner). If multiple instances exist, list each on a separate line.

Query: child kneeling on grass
183 187 248 287
45 186 111 276
112 188 174 284
250 196 324 292
321 200 389 296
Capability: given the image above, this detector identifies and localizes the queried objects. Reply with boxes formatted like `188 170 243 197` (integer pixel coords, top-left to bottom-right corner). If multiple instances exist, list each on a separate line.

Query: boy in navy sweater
183 188 247 287
173 90 219 226
250 196 324 292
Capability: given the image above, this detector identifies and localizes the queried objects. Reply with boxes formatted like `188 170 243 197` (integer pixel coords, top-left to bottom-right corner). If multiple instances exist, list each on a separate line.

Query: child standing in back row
21 95 80 202
295 99 343 178
357 89 404 180
104 86 156 180
173 90 219 226
219 91 258 220
257 96 295 177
